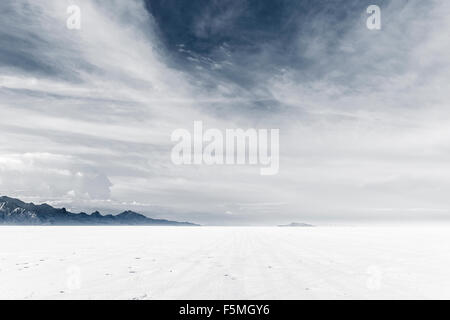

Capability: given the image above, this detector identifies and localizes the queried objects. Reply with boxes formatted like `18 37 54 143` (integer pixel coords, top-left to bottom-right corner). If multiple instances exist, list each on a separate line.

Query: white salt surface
1 226 450 299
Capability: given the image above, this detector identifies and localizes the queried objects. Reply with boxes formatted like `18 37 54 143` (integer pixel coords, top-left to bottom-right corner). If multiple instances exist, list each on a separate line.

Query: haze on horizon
1 0 450 225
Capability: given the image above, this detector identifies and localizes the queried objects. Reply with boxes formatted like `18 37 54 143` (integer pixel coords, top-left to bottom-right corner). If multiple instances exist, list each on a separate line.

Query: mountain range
0 196 198 226
278 222 314 227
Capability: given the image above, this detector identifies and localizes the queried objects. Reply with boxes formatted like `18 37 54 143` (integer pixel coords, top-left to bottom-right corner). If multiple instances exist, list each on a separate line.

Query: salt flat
1 226 450 299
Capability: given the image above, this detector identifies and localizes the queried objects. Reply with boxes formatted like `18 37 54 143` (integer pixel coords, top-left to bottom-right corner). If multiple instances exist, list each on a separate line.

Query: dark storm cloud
145 0 387 67
144 0 396 103
145 0 376 53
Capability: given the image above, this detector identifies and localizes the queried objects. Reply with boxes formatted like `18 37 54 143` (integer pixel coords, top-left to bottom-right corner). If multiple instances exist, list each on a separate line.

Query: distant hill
0 196 198 226
278 222 314 227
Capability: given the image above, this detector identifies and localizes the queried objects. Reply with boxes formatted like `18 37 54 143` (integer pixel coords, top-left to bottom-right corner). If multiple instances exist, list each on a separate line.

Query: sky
0 0 450 225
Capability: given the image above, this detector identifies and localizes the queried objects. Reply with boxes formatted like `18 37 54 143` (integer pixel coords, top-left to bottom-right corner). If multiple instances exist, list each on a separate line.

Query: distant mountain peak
278 222 314 227
0 195 199 226
117 210 141 216
0 195 26 206
90 211 103 217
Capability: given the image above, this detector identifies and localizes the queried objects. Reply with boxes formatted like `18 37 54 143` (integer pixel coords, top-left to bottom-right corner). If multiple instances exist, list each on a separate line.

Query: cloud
0 0 450 224
0 152 112 200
